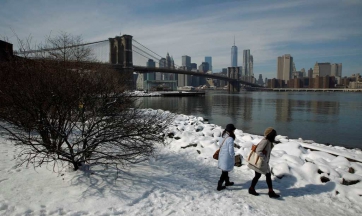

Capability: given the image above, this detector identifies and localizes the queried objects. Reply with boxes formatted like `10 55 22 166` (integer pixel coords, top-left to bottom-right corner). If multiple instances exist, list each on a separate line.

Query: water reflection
138 91 361 149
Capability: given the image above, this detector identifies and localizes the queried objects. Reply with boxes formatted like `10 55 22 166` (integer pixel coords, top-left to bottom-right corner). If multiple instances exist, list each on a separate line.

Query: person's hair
265 129 277 142
222 130 235 140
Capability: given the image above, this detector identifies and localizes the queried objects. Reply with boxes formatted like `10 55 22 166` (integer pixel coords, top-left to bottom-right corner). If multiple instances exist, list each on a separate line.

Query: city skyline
1 0 362 79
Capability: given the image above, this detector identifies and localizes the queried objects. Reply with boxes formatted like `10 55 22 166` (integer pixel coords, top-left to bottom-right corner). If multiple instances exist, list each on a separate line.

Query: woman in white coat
217 124 236 191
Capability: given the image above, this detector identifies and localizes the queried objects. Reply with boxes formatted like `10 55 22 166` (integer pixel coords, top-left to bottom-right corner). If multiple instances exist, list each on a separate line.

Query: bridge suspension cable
132 44 161 62
132 39 164 59
132 39 180 68
14 39 108 55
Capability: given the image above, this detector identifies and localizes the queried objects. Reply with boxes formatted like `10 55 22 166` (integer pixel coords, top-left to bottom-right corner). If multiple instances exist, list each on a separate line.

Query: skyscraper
191 63 197 70
205 56 212 72
182 55 191 69
308 68 313 79
337 63 342 77
146 59 155 80
199 62 209 73
277 54 294 82
249 55 253 77
231 37 238 67
181 55 192 86
243 49 250 76
258 74 264 86
331 63 343 77
313 62 342 78
157 58 166 80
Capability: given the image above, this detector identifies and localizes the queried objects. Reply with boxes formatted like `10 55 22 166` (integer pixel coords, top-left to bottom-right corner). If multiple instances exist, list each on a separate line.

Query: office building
146 59 156 80
277 54 294 83
231 38 238 67
156 58 166 80
331 63 343 77
257 74 264 86
199 62 209 73
250 55 253 77
243 49 250 76
301 68 306 77
191 63 197 70
205 56 212 72
313 62 331 78
313 62 342 78
308 68 313 79
182 55 191 69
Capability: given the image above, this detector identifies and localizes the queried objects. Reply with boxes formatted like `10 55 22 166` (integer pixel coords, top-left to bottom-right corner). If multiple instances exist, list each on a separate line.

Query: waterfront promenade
245 87 362 92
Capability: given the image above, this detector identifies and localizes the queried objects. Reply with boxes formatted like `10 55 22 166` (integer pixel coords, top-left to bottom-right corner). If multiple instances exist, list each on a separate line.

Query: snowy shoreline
0 110 362 215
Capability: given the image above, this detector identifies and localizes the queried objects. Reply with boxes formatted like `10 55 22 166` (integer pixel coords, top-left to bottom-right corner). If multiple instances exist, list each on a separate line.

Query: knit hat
225 124 236 132
264 127 275 137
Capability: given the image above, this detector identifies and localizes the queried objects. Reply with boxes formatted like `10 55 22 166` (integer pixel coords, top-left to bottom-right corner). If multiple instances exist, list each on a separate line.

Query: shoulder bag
246 144 264 169
213 137 228 160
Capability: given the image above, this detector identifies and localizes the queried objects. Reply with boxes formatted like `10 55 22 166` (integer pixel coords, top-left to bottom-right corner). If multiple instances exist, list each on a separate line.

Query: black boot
225 182 234 186
225 177 234 186
248 187 259 196
268 191 280 198
217 180 226 191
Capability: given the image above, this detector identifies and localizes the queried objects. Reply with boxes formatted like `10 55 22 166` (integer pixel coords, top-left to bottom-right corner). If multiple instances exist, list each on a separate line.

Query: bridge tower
0 40 14 62
109 34 134 88
227 67 240 93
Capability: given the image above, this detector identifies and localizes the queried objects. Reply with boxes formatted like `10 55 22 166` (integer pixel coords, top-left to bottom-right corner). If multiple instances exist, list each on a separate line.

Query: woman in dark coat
216 124 236 191
247 127 280 198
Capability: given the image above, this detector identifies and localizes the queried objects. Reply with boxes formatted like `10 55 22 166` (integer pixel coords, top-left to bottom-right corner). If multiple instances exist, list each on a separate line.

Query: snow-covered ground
1 110 362 216
126 91 162 97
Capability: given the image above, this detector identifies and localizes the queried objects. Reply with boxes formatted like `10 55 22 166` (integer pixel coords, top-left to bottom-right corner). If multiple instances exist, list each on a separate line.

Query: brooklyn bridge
3 34 262 92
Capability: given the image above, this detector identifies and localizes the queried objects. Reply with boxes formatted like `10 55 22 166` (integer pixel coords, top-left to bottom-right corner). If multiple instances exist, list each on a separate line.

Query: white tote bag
246 145 263 169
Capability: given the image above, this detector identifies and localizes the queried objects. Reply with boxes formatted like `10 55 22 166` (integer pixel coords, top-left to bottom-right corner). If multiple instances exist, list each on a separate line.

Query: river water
137 90 362 149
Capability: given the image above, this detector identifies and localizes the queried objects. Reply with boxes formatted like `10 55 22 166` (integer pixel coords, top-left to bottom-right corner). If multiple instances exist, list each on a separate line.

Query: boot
268 191 280 198
248 187 259 196
217 180 226 191
225 177 234 186
225 182 234 186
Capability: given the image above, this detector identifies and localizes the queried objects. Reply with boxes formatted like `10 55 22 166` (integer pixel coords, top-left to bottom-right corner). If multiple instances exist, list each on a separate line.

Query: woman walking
248 127 280 198
217 124 236 191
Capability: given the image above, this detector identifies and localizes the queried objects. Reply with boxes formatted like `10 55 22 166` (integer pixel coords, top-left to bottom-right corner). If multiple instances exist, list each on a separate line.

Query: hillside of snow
1 111 362 215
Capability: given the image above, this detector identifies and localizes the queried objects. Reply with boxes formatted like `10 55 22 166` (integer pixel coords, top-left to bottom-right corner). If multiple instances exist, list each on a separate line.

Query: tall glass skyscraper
182 55 191 69
231 42 238 67
205 56 212 72
243 49 250 76
146 59 155 80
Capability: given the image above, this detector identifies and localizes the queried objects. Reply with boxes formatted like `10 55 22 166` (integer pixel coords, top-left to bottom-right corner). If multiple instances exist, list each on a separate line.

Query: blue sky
1 0 362 79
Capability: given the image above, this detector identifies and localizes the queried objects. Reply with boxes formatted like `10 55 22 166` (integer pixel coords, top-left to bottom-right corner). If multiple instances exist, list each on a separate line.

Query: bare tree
0 33 173 171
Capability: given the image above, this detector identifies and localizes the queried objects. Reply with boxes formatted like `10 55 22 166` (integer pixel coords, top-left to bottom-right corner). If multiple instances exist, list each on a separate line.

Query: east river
137 90 362 149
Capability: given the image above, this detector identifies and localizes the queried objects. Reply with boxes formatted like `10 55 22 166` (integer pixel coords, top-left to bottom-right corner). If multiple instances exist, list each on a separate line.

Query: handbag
246 144 264 168
234 154 242 167
213 137 229 160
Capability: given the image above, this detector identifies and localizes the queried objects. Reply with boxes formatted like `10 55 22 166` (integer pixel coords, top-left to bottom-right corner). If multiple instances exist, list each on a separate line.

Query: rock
320 176 330 183
342 178 360 186
181 144 197 149
348 167 355 174
167 133 174 138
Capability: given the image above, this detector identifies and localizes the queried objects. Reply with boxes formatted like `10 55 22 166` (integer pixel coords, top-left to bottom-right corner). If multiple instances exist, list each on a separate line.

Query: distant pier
160 92 205 97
